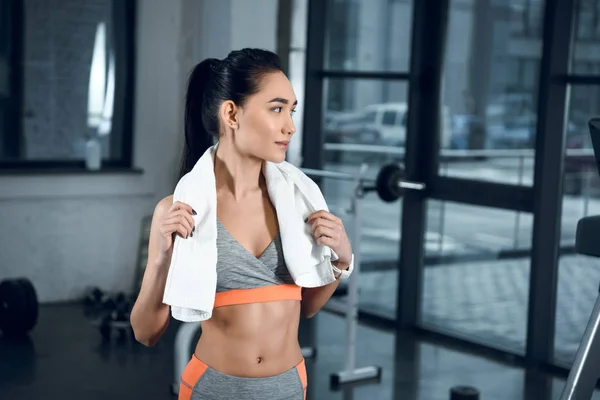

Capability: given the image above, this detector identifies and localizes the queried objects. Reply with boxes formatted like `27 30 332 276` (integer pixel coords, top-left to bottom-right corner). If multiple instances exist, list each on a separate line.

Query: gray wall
0 0 278 303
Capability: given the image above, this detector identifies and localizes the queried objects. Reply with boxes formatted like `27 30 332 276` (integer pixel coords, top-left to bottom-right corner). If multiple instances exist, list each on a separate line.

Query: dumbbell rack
560 215 600 399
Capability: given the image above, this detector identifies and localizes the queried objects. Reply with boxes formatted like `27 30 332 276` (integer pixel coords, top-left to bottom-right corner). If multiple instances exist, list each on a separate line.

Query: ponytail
178 49 283 179
179 58 220 178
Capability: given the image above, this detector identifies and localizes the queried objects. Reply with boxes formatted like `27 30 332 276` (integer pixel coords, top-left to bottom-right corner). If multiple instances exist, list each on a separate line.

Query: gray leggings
179 355 307 400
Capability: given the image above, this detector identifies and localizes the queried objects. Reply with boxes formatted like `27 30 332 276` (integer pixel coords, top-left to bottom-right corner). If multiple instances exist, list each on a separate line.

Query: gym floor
2 303 600 400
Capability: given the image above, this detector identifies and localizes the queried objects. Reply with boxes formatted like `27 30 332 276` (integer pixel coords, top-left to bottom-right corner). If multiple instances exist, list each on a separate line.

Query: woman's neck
213 141 265 201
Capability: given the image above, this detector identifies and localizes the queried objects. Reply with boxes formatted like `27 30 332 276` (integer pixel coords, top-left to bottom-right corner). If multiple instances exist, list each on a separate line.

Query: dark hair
179 48 284 178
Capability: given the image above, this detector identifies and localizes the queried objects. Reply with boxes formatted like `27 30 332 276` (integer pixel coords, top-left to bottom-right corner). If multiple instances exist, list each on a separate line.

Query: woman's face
221 71 297 163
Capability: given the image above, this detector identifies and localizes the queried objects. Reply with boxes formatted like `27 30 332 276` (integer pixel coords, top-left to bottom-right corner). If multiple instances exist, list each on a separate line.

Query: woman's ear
220 100 239 130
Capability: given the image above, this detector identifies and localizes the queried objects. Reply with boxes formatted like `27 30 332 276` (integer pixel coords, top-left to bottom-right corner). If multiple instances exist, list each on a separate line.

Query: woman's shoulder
153 194 174 217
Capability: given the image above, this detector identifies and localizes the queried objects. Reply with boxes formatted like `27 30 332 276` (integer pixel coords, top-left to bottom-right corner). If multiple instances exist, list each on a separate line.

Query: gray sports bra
215 219 295 293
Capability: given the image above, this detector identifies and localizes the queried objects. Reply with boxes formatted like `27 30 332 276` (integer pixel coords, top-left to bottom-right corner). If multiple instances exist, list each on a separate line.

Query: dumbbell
0 278 39 337
83 286 106 318
366 163 426 202
98 291 133 342
113 292 131 322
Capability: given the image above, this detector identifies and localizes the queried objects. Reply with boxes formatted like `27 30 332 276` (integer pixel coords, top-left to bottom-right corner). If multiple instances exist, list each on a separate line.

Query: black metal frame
303 0 599 378
319 71 410 80
0 0 136 172
397 0 449 327
0 0 23 161
527 0 574 367
301 0 327 173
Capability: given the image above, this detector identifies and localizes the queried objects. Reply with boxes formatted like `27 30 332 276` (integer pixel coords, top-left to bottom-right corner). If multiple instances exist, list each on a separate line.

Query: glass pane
322 78 408 319
574 0 597 41
14 0 121 162
324 0 413 72
572 0 600 74
422 200 532 354
554 85 600 366
441 0 544 184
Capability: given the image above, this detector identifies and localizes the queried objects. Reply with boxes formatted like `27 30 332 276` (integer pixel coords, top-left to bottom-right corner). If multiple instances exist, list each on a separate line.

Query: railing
324 142 596 158
323 143 599 254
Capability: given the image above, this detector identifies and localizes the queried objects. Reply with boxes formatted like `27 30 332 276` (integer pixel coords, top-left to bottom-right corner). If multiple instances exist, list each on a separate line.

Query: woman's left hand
306 210 353 268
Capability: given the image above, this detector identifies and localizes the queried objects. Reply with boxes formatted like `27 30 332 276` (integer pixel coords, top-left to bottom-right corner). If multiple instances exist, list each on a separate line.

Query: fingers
168 209 195 227
313 225 338 240
306 210 342 225
307 211 346 250
309 218 338 237
309 217 341 248
316 235 338 247
161 223 189 239
169 201 196 216
307 211 343 236
162 202 196 239
163 213 194 235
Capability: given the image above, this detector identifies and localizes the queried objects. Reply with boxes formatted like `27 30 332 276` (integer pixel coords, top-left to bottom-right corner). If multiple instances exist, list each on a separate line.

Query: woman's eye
273 107 282 113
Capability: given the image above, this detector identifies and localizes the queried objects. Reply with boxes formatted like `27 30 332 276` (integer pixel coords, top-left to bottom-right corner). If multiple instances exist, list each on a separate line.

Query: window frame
0 0 136 173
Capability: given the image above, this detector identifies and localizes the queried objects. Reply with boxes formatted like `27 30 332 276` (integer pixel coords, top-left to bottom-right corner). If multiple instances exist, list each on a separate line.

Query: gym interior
2 0 600 399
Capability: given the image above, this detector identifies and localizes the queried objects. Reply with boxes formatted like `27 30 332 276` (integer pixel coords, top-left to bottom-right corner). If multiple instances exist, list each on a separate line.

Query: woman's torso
194 212 303 378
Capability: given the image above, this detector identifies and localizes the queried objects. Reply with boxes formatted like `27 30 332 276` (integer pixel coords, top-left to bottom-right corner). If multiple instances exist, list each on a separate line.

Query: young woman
130 48 354 399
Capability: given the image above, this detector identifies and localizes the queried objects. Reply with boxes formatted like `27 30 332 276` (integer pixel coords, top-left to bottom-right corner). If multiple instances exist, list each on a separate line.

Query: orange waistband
214 284 302 308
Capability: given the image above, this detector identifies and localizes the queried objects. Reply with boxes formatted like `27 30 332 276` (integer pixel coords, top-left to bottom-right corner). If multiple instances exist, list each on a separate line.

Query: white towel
162 144 339 322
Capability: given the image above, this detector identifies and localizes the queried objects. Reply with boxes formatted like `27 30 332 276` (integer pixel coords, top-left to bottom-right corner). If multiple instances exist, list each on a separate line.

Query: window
364 110 377 123
441 0 544 182
422 201 533 355
324 0 412 72
382 110 396 126
555 84 600 364
575 0 599 41
510 0 544 38
0 0 135 169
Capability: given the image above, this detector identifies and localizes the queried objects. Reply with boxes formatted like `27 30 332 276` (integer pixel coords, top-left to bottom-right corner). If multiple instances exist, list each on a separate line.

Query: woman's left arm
300 210 353 319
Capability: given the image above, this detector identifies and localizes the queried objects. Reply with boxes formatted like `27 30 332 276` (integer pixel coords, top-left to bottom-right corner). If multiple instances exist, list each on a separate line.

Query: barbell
370 163 426 202
0 278 39 337
302 163 425 202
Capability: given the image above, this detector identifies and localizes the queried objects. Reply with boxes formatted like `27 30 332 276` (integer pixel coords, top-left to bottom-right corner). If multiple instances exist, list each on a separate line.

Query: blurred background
1 0 600 399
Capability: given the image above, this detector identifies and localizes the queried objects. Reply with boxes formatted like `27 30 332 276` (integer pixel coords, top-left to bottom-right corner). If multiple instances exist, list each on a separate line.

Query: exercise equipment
0 278 39 337
560 118 600 399
83 286 104 309
82 286 114 319
560 215 600 399
172 323 202 395
99 292 133 342
302 164 425 389
371 163 426 202
93 216 153 343
82 287 134 342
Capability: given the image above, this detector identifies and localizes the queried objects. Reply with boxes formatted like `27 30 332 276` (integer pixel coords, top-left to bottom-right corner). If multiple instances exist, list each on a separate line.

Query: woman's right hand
157 201 196 263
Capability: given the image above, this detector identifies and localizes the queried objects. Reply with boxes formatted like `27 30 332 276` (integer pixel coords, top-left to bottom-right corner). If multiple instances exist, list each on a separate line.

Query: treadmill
560 117 600 399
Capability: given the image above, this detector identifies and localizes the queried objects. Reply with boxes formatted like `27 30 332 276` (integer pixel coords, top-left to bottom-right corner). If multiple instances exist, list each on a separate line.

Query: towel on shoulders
162 144 338 322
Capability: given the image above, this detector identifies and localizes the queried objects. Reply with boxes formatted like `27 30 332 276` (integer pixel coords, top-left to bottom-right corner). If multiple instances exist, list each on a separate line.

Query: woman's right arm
130 196 195 347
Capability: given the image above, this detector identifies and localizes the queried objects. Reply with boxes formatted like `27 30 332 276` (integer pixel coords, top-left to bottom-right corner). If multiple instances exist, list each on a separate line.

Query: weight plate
15 279 38 333
0 280 28 336
376 163 405 202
